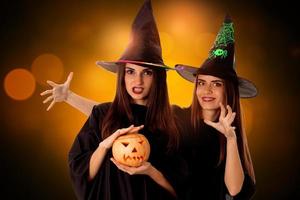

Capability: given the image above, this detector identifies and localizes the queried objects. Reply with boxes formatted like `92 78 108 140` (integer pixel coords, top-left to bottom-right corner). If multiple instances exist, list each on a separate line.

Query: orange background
1 0 299 199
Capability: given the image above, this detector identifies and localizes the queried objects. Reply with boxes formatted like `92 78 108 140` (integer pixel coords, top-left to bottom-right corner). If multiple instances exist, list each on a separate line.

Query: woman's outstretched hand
40 72 73 111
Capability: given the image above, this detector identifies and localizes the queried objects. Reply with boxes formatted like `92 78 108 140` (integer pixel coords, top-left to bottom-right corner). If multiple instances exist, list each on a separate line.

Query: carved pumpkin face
112 133 150 167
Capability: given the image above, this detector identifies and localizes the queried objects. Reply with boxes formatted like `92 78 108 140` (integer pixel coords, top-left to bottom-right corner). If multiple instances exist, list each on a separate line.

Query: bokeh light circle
31 53 64 86
4 68 36 100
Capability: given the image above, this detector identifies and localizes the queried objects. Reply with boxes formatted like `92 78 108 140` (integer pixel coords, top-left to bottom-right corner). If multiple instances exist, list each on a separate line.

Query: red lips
132 87 144 94
201 96 216 102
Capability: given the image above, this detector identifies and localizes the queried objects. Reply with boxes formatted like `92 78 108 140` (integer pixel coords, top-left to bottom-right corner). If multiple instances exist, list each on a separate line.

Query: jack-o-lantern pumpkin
112 132 150 167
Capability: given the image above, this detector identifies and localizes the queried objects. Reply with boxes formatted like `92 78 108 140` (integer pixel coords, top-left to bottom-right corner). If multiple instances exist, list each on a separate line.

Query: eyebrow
125 67 153 72
125 67 134 70
197 79 223 83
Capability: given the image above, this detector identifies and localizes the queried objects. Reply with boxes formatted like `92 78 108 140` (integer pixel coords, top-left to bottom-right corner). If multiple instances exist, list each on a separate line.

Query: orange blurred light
159 1 209 37
4 68 36 100
98 21 130 60
194 32 216 60
79 60 116 102
69 23 92 42
31 53 64 86
160 32 175 58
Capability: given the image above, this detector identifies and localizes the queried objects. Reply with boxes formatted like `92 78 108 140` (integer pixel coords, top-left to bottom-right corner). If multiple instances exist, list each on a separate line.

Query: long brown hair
191 77 256 183
101 64 179 151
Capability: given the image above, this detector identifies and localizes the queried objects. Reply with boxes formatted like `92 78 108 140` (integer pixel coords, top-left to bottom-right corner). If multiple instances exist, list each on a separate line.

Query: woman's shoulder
92 102 112 115
172 105 191 115
85 102 112 122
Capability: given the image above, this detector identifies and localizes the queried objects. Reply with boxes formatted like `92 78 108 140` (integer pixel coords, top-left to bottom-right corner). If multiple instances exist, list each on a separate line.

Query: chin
203 107 218 111
200 103 219 110
132 96 146 102
132 95 144 100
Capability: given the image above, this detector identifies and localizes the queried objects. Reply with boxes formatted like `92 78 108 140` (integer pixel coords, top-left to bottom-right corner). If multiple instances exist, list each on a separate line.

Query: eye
138 141 144 144
212 82 223 87
143 70 153 76
197 81 205 86
121 142 129 147
125 69 134 75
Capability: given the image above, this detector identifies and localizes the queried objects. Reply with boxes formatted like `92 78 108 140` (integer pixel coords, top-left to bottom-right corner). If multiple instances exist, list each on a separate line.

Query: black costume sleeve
159 151 189 199
68 104 108 200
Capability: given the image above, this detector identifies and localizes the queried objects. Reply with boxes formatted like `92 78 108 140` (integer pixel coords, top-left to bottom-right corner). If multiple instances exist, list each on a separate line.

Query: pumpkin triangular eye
138 141 143 144
121 142 129 147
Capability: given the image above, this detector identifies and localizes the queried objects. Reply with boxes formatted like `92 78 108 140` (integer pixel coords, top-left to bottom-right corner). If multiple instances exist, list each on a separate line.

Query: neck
202 109 219 121
132 99 147 106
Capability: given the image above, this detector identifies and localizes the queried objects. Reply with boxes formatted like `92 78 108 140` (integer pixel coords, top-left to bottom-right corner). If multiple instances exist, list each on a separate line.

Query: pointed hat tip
224 14 233 23
143 0 152 6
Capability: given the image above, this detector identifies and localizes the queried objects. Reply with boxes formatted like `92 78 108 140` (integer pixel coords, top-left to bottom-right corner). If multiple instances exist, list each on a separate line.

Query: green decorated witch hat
175 15 257 98
96 0 173 73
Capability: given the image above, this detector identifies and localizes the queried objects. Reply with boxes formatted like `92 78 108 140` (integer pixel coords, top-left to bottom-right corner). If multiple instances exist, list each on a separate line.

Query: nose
132 147 137 153
134 73 143 85
203 84 213 94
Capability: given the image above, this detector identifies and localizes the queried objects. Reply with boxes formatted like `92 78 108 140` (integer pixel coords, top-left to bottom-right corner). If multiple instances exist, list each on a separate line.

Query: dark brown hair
101 64 179 151
191 76 256 183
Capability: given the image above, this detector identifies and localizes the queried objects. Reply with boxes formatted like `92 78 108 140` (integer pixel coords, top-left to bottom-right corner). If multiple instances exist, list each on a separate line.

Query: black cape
69 103 185 200
173 106 256 200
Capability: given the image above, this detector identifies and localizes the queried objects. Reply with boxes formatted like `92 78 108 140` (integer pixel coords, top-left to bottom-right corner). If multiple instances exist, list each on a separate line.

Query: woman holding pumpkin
70 62 180 200
62 1 183 200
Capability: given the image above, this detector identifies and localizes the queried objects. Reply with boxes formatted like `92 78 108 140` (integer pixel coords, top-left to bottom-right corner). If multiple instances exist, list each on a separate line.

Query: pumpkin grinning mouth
123 155 144 161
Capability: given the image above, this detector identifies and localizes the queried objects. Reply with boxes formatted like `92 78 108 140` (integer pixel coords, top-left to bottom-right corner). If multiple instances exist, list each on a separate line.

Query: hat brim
175 64 258 98
175 64 198 82
238 77 258 98
96 60 175 73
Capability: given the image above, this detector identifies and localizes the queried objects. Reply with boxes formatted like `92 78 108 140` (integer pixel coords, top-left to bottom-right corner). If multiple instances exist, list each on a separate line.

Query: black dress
68 103 183 200
173 106 256 200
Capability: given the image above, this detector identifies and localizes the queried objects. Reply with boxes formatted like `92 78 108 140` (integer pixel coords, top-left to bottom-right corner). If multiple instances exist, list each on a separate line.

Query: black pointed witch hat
96 0 173 73
175 15 257 98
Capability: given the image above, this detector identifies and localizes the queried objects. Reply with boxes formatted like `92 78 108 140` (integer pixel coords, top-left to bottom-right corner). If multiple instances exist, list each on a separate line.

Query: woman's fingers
111 125 134 140
42 74 72 111
118 124 144 135
226 105 232 114
40 89 53 96
228 112 236 124
111 158 124 169
128 125 144 133
222 105 235 126
65 72 73 87
47 100 56 111
224 105 233 120
226 105 232 117
219 102 226 119
43 96 53 104
118 125 135 135
46 80 58 87
112 125 145 143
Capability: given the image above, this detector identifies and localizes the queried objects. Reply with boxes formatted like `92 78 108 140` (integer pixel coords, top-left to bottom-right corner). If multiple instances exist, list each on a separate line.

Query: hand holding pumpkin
204 103 237 139
99 125 144 150
110 158 152 175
